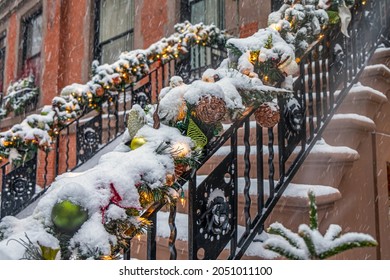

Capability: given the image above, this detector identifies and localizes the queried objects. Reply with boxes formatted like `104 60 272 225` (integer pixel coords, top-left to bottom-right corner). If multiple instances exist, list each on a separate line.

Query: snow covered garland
0 21 228 163
0 1 358 259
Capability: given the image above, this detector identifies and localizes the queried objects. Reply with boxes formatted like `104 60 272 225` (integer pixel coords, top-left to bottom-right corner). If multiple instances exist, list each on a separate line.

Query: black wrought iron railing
122 0 390 260
0 44 226 218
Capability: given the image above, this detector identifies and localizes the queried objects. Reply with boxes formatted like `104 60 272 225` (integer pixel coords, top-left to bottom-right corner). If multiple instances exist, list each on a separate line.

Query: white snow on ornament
136 124 193 150
169 76 184 87
202 68 217 82
216 78 244 110
237 51 255 75
258 52 267 62
183 80 225 105
0 216 60 260
158 84 188 123
70 213 117 257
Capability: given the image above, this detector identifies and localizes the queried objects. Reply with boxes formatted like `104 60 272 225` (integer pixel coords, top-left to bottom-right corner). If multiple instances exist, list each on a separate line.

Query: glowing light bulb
171 142 191 157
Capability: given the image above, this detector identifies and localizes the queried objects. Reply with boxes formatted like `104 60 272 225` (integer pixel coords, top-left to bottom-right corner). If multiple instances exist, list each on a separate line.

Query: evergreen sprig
263 191 378 260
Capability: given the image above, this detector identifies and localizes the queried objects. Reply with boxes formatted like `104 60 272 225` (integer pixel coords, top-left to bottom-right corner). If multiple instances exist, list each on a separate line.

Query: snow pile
0 123 194 259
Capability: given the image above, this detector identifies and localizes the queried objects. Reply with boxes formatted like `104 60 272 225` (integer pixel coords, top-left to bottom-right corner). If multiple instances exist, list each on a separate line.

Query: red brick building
0 0 273 130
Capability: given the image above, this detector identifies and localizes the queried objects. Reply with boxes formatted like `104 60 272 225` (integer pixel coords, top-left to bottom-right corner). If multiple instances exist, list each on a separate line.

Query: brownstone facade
0 0 272 131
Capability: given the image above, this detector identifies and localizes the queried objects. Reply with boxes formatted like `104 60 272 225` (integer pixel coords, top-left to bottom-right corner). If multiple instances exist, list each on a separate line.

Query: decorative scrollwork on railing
200 190 230 236
332 43 346 75
191 153 236 260
76 115 102 165
1 155 37 218
282 95 306 159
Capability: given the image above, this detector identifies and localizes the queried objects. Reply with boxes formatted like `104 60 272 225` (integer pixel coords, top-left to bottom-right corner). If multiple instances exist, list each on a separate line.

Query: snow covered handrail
0 21 229 164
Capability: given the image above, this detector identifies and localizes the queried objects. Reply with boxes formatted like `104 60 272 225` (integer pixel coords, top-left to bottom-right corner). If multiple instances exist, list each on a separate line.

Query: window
21 11 42 84
0 33 5 94
178 0 225 82
95 0 134 64
190 0 225 29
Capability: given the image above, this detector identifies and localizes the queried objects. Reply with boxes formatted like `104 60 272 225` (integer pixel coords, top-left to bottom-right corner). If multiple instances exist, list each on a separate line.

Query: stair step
131 180 341 260
360 64 390 95
337 84 388 119
370 47 390 68
323 113 376 149
179 176 341 226
130 211 278 260
198 140 359 187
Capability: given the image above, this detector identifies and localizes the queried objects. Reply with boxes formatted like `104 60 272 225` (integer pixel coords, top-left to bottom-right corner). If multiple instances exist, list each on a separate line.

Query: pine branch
298 225 317 259
264 242 305 260
267 223 303 249
308 190 318 230
318 239 378 260
324 224 342 241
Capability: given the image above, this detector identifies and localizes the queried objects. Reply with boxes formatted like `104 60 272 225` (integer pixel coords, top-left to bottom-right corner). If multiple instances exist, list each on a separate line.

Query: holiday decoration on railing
226 28 298 87
254 102 281 128
263 190 377 259
268 0 329 57
0 0 366 258
0 75 39 120
323 0 355 37
0 22 230 164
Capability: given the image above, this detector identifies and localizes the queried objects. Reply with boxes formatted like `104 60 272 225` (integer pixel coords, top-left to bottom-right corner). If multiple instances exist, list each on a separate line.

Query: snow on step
184 175 340 200
213 140 358 158
155 211 279 259
332 113 375 125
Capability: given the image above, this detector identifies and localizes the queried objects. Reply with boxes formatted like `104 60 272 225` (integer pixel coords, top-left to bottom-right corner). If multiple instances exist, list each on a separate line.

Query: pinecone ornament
195 96 226 125
255 102 280 128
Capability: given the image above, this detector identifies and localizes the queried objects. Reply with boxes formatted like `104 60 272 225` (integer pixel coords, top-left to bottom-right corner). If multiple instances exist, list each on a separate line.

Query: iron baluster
122 84 127 127
55 134 60 177
229 127 238 260
114 94 119 136
147 212 157 260
162 61 165 91
299 60 307 152
238 118 251 247
43 151 49 188
66 126 70 171
256 123 264 221
107 97 112 142
322 37 329 117
123 246 131 260
343 37 349 89
307 52 315 141
188 170 197 260
314 45 322 131
168 204 178 260
266 127 275 206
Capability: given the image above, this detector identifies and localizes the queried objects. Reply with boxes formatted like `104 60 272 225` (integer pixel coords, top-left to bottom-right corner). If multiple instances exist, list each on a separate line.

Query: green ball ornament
130 136 146 150
51 200 88 234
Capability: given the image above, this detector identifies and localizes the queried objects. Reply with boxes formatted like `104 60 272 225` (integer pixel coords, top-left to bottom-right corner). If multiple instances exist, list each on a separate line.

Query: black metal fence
124 0 389 260
0 45 226 218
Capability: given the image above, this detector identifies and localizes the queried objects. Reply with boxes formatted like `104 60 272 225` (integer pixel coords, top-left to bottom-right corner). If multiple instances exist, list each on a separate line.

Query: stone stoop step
198 140 359 188
130 180 340 260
